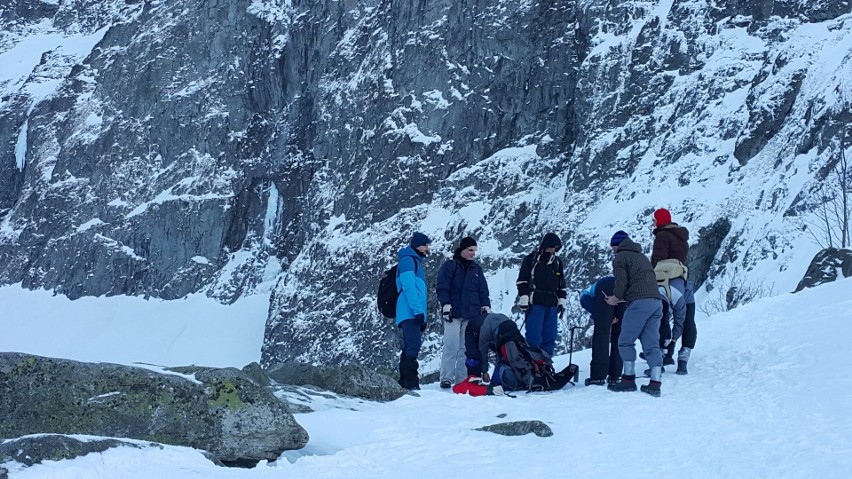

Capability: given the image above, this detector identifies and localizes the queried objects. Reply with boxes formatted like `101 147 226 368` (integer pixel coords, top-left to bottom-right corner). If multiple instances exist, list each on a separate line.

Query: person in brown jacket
651 208 689 266
605 230 664 397
652 208 696 375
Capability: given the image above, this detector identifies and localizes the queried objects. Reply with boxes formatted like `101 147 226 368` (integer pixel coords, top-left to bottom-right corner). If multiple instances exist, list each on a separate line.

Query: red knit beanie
653 208 672 225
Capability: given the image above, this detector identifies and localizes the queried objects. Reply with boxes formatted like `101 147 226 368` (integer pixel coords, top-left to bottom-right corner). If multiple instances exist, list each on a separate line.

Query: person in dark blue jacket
395 232 431 390
580 276 626 385
436 236 491 388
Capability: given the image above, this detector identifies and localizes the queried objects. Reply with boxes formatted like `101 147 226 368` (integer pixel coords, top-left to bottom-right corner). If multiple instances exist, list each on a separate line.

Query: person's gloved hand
481 306 491 314
557 298 566 318
441 304 453 322
481 371 490 384
415 313 426 332
518 295 530 312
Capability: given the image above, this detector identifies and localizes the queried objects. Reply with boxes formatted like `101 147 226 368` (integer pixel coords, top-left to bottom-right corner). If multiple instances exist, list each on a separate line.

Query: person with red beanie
651 208 696 376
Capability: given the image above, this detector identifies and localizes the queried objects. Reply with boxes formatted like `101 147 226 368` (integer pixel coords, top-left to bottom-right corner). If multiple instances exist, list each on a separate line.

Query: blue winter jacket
436 256 491 319
395 246 428 325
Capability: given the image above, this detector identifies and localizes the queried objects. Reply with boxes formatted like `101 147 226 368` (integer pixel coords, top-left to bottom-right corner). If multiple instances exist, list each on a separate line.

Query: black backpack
377 260 418 318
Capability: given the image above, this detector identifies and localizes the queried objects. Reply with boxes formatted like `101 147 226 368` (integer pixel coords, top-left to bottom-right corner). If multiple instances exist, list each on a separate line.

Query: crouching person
580 275 626 386
453 313 577 396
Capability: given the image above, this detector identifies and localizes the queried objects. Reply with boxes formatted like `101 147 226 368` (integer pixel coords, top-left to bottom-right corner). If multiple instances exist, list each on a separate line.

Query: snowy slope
3 278 851 478
0 285 269 368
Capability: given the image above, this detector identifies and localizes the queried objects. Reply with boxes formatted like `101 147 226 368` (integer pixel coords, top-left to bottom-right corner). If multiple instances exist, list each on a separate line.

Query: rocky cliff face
1 0 850 368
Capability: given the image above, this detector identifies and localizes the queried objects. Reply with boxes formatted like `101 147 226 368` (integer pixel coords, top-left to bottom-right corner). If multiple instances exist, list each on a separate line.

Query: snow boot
607 375 637 392
676 347 691 375
640 380 661 397
398 356 421 390
610 360 638 391
440 380 452 389
585 378 606 386
663 342 676 366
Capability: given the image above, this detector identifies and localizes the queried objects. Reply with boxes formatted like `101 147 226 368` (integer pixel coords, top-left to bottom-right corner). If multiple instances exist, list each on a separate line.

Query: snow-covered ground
2 278 852 478
0 285 269 368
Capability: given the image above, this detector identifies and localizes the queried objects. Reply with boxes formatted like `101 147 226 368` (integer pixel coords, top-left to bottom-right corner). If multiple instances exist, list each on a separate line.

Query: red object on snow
452 375 488 396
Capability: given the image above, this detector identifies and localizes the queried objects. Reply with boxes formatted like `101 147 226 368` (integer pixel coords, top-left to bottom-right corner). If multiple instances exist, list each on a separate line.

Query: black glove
557 305 565 319
415 313 426 332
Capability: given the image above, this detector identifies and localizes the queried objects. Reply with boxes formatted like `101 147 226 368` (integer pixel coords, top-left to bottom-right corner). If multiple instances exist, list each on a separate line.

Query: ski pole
569 326 582 382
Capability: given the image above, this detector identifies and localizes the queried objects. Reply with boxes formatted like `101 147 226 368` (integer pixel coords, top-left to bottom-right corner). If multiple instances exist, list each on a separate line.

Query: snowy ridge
3 278 851 477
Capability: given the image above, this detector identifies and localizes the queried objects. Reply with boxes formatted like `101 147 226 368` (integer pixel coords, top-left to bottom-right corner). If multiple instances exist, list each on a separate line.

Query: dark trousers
398 318 424 358
590 314 623 380
659 300 672 347
398 318 424 389
464 314 485 375
681 303 697 349
525 305 558 356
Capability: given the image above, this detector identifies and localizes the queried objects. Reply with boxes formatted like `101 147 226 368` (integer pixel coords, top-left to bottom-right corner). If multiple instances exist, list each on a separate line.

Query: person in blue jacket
396 232 431 390
580 275 626 386
436 236 491 388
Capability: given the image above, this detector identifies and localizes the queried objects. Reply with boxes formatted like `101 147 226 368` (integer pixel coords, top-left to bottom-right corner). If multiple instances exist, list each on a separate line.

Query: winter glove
481 371 490 384
415 313 426 332
517 295 530 312
441 304 453 322
467 374 490 386
481 306 491 314
557 298 566 318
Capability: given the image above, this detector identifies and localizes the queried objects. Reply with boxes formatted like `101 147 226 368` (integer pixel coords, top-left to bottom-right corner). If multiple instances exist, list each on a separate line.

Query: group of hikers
385 208 696 398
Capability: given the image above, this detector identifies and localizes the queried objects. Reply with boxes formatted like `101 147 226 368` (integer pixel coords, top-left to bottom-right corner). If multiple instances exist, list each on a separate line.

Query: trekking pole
568 326 582 383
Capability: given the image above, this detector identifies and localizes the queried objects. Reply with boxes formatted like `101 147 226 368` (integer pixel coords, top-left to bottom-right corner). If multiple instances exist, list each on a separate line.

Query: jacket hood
615 237 643 254
654 223 689 242
539 232 563 252
398 245 422 262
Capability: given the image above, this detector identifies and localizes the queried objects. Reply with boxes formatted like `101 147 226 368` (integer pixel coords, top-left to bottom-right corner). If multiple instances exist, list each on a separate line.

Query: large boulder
0 353 308 467
266 362 406 402
0 434 218 470
794 248 852 292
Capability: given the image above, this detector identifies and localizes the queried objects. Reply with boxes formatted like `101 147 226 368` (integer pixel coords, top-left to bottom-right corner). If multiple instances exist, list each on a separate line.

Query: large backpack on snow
377 260 418 318
491 321 571 392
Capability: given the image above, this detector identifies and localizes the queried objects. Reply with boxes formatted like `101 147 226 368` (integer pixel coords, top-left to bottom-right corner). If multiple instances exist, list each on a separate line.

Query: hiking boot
640 381 661 397
676 360 688 375
607 375 637 392
663 342 676 365
585 378 606 386
607 376 619 385
643 351 675 365
643 366 665 377
440 380 452 389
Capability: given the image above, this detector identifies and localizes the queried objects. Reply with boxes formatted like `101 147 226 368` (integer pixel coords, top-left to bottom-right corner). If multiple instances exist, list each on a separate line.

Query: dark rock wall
1 0 850 367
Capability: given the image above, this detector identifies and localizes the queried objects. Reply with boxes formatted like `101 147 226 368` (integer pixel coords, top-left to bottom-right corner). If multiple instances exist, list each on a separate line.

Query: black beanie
459 236 477 251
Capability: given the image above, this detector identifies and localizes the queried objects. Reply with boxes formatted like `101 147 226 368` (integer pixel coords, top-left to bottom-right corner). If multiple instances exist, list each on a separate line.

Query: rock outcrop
0 353 308 466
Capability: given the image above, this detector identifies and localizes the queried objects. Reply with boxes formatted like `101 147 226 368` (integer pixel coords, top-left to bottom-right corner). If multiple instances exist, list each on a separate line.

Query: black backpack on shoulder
377 264 400 318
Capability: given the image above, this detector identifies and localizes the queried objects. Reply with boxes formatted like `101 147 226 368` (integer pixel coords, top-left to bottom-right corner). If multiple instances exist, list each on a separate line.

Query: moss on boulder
0 353 308 466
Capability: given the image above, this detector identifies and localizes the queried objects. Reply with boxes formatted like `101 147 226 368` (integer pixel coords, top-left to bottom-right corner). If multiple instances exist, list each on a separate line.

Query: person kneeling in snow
453 313 577 396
